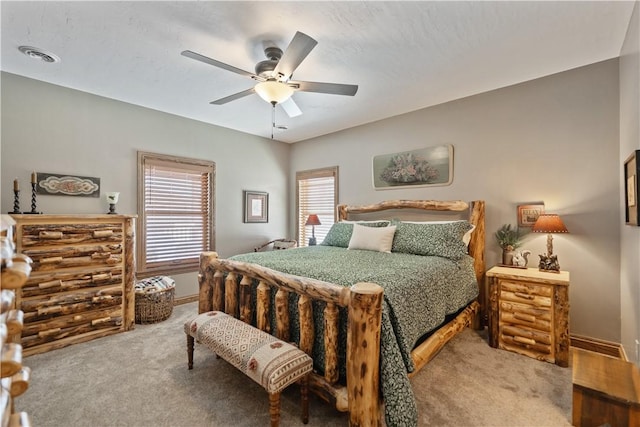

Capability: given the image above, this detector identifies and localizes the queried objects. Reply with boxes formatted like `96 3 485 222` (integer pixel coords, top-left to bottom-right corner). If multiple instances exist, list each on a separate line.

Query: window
296 167 338 247
137 151 215 276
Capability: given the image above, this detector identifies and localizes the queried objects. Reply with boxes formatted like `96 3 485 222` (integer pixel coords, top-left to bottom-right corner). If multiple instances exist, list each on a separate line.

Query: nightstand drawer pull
513 312 536 323
514 292 534 300
513 336 536 345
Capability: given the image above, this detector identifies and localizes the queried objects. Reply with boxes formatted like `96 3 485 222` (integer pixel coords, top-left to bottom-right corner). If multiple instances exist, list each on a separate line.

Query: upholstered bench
184 311 313 427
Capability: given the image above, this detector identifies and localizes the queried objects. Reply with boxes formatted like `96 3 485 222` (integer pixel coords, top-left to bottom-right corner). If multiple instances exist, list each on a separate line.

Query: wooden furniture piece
198 200 485 426
1 215 33 426
185 311 313 427
487 266 570 367
572 348 640 427
254 238 297 252
10 214 136 356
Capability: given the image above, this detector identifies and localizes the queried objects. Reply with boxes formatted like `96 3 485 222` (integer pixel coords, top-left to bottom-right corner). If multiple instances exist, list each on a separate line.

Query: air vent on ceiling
18 46 60 63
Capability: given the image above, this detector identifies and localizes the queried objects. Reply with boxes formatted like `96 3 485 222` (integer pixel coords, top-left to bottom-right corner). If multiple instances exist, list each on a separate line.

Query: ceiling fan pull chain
271 103 276 140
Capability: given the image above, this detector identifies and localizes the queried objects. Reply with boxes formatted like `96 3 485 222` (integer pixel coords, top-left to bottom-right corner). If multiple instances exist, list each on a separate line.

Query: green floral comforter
230 246 478 427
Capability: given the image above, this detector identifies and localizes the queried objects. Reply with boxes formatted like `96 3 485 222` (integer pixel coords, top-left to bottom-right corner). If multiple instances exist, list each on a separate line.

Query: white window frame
137 151 215 277
296 166 338 247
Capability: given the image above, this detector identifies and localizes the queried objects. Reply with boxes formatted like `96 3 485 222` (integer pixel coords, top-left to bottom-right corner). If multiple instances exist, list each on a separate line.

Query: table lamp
305 214 321 246
532 214 568 273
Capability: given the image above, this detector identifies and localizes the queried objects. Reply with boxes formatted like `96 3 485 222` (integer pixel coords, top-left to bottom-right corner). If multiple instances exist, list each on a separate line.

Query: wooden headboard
337 199 486 324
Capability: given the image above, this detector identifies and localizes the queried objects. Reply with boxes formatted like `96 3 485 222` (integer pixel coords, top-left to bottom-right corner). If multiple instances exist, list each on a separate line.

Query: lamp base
308 237 317 246
107 203 117 214
538 253 560 273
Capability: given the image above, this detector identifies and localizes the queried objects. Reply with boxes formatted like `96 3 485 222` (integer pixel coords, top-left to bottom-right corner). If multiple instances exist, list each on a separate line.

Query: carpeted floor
17 302 572 426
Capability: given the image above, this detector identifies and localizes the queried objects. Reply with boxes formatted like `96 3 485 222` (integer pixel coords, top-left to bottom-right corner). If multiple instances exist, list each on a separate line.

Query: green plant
494 224 522 250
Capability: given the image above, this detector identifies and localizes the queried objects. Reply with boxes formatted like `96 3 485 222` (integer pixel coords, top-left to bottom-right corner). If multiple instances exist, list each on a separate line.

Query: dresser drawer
21 266 123 298
21 223 123 248
22 244 123 272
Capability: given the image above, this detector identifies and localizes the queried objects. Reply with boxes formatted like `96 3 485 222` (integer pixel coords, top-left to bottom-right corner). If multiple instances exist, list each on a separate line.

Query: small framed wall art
517 203 545 227
624 150 639 226
243 190 268 223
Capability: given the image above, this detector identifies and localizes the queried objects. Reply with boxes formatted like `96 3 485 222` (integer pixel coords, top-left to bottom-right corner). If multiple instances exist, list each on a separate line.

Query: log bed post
198 252 218 313
347 282 383 427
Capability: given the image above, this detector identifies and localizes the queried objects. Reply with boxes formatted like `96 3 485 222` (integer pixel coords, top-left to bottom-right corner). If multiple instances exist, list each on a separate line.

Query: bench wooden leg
301 375 309 424
269 392 281 427
187 335 194 370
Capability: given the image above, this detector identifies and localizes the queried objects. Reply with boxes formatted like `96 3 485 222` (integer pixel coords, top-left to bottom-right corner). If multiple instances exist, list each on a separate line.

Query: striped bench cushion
184 311 313 394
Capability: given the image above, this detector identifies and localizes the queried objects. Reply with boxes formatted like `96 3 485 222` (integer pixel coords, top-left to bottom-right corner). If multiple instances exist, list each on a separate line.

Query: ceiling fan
181 31 358 118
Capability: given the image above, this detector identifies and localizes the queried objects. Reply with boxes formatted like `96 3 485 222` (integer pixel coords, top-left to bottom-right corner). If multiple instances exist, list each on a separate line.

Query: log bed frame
198 200 485 426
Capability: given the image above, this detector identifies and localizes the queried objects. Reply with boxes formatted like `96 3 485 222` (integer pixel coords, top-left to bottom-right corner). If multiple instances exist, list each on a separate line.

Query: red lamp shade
305 214 321 226
532 214 568 234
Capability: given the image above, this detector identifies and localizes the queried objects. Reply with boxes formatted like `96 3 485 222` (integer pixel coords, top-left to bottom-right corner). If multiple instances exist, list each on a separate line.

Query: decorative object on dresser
624 149 640 226
494 223 523 266
9 214 136 356
105 192 120 214
1 214 33 426
572 348 640 427
531 213 569 273
34 172 100 197
25 172 42 214
10 179 22 214
304 214 321 246
487 266 570 367
243 191 268 223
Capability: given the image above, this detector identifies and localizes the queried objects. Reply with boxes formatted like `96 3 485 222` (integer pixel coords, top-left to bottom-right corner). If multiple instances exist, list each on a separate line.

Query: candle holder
24 182 42 214
9 189 21 214
106 192 120 214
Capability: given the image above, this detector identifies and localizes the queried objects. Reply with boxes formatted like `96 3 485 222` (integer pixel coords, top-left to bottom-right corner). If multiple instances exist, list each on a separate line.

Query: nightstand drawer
499 301 551 332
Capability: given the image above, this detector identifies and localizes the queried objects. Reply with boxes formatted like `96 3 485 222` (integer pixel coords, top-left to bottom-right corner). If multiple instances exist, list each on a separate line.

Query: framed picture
624 150 640 226
372 145 453 190
243 191 268 223
35 172 100 197
517 203 545 227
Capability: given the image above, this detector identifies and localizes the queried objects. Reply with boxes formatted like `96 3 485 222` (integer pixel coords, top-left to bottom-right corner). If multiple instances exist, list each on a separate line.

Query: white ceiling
1 1 635 143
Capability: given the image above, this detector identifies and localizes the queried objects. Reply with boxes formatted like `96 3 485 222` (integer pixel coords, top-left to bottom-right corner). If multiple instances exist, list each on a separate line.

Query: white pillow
400 220 475 247
348 223 397 253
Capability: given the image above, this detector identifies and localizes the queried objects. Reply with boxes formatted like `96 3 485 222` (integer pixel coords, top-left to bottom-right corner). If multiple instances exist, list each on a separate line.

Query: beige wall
1 72 291 298
290 59 622 342
619 1 640 364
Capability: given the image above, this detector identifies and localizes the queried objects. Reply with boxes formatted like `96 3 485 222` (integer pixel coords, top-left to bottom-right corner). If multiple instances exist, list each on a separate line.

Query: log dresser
9 214 136 356
487 266 570 367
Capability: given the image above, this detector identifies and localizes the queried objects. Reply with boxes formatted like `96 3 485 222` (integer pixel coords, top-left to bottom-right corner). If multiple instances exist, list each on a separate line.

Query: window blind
296 167 338 247
138 152 214 275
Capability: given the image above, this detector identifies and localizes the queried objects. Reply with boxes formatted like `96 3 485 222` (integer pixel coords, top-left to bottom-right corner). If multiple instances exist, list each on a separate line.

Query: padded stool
184 311 313 427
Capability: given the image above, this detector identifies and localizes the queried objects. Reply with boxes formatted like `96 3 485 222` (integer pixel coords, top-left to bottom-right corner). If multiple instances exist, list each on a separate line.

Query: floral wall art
372 145 453 190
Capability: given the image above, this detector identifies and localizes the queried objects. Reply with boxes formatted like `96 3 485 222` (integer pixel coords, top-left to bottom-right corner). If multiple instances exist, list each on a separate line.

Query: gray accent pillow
390 220 474 260
321 221 390 248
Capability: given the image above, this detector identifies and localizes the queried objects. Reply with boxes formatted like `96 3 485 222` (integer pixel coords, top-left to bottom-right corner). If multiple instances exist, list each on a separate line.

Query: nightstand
486 266 570 367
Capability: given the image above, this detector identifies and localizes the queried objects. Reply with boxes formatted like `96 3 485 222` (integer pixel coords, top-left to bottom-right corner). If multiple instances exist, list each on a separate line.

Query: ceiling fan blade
279 97 302 118
181 50 257 79
209 87 256 105
272 32 318 80
289 80 358 96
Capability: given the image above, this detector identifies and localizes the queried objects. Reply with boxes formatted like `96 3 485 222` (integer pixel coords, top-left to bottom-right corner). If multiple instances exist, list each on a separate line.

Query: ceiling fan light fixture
255 80 294 104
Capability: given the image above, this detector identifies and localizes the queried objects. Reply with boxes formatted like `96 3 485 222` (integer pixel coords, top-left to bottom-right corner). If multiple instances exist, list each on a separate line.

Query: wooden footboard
198 251 384 426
